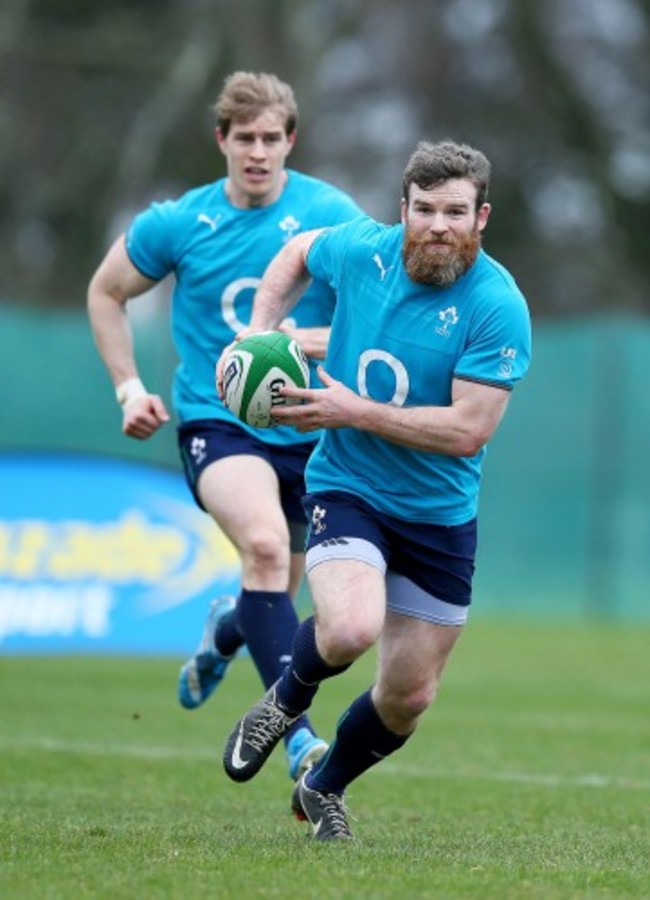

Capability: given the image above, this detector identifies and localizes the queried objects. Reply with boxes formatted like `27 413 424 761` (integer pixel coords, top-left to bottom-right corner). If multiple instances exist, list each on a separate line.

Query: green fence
2 303 649 621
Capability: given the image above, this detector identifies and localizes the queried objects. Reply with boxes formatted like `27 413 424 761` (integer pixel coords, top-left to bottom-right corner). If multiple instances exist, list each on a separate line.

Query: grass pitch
1 620 649 899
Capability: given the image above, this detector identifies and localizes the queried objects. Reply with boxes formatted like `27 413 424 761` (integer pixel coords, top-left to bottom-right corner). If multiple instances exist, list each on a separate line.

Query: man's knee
373 678 438 733
316 615 381 666
249 527 288 560
239 526 291 586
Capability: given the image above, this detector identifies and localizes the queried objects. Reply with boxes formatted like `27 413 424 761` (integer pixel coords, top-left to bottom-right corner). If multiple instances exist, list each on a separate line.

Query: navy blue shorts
178 419 317 527
302 490 477 623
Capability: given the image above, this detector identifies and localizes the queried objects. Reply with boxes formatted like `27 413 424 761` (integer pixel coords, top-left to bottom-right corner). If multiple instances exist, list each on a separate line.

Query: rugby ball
222 331 310 428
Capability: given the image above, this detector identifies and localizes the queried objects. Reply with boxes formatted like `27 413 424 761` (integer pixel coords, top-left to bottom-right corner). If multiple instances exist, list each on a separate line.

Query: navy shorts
302 490 477 624
178 419 317 529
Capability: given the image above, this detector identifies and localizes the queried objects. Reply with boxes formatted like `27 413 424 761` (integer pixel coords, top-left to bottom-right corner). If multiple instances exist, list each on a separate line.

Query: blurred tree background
2 0 649 318
2 0 650 619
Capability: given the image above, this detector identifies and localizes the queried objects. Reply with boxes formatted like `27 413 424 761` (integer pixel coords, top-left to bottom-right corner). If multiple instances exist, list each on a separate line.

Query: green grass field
1 620 649 899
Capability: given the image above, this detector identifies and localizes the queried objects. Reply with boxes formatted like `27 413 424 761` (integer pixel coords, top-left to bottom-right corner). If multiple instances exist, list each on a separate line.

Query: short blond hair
213 71 298 136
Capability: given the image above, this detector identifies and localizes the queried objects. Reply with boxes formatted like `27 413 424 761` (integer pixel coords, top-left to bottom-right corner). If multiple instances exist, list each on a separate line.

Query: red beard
403 225 481 286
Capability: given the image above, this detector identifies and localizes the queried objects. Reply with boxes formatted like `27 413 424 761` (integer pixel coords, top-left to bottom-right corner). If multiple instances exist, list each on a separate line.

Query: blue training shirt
125 170 363 446
305 215 532 524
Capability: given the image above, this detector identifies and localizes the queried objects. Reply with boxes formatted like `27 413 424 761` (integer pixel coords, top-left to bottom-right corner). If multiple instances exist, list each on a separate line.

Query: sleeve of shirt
454 293 532 390
125 201 177 281
306 216 367 290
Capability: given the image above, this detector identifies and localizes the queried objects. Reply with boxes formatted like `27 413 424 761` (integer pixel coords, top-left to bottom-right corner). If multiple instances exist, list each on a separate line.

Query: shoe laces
246 697 295 752
311 789 353 838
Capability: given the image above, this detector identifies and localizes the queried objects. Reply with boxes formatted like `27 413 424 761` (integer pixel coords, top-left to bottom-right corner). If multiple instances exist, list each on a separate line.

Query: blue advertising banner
0 452 239 654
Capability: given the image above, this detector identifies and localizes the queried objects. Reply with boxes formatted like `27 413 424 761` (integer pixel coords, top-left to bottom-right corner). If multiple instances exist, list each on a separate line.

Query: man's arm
355 376 510 456
87 235 170 439
278 322 330 360
267 228 332 357
273 369 511 458
248 229 325 330
216 229 325 394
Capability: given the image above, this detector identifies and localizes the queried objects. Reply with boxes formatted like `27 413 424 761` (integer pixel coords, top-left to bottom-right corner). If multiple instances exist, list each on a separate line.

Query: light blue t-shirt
305 216 532 524
126 170 363 446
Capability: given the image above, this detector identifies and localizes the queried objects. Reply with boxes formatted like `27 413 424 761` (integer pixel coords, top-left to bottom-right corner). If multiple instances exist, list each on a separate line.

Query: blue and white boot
286 727 329 781
177 596 238 709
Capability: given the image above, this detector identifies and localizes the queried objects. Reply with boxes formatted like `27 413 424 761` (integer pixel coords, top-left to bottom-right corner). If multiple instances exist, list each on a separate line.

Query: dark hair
402 140 491 209
213 71 298 137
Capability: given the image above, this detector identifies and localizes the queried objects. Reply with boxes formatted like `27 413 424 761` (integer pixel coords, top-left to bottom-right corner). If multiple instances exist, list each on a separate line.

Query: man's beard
402 225 481 286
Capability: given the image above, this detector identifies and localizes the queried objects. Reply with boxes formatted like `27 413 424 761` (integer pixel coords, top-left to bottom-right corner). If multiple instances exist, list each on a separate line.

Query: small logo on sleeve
498 347 518 378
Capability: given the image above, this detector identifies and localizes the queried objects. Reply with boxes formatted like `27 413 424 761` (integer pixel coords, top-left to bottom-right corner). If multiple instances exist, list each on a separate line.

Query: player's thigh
197 454 288 544
376 611 463 703
308 559 386 653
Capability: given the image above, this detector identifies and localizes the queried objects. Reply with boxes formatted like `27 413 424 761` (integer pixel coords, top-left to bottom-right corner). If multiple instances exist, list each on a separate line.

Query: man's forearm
280 324 330 359
249 230 322 331
88 291 140 388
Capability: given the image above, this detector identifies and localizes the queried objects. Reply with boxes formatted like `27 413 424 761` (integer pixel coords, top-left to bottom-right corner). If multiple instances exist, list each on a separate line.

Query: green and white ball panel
223 331 310 428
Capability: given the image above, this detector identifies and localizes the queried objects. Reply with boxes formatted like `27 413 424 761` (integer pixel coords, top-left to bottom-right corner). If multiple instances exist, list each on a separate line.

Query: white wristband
115 377 147 407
